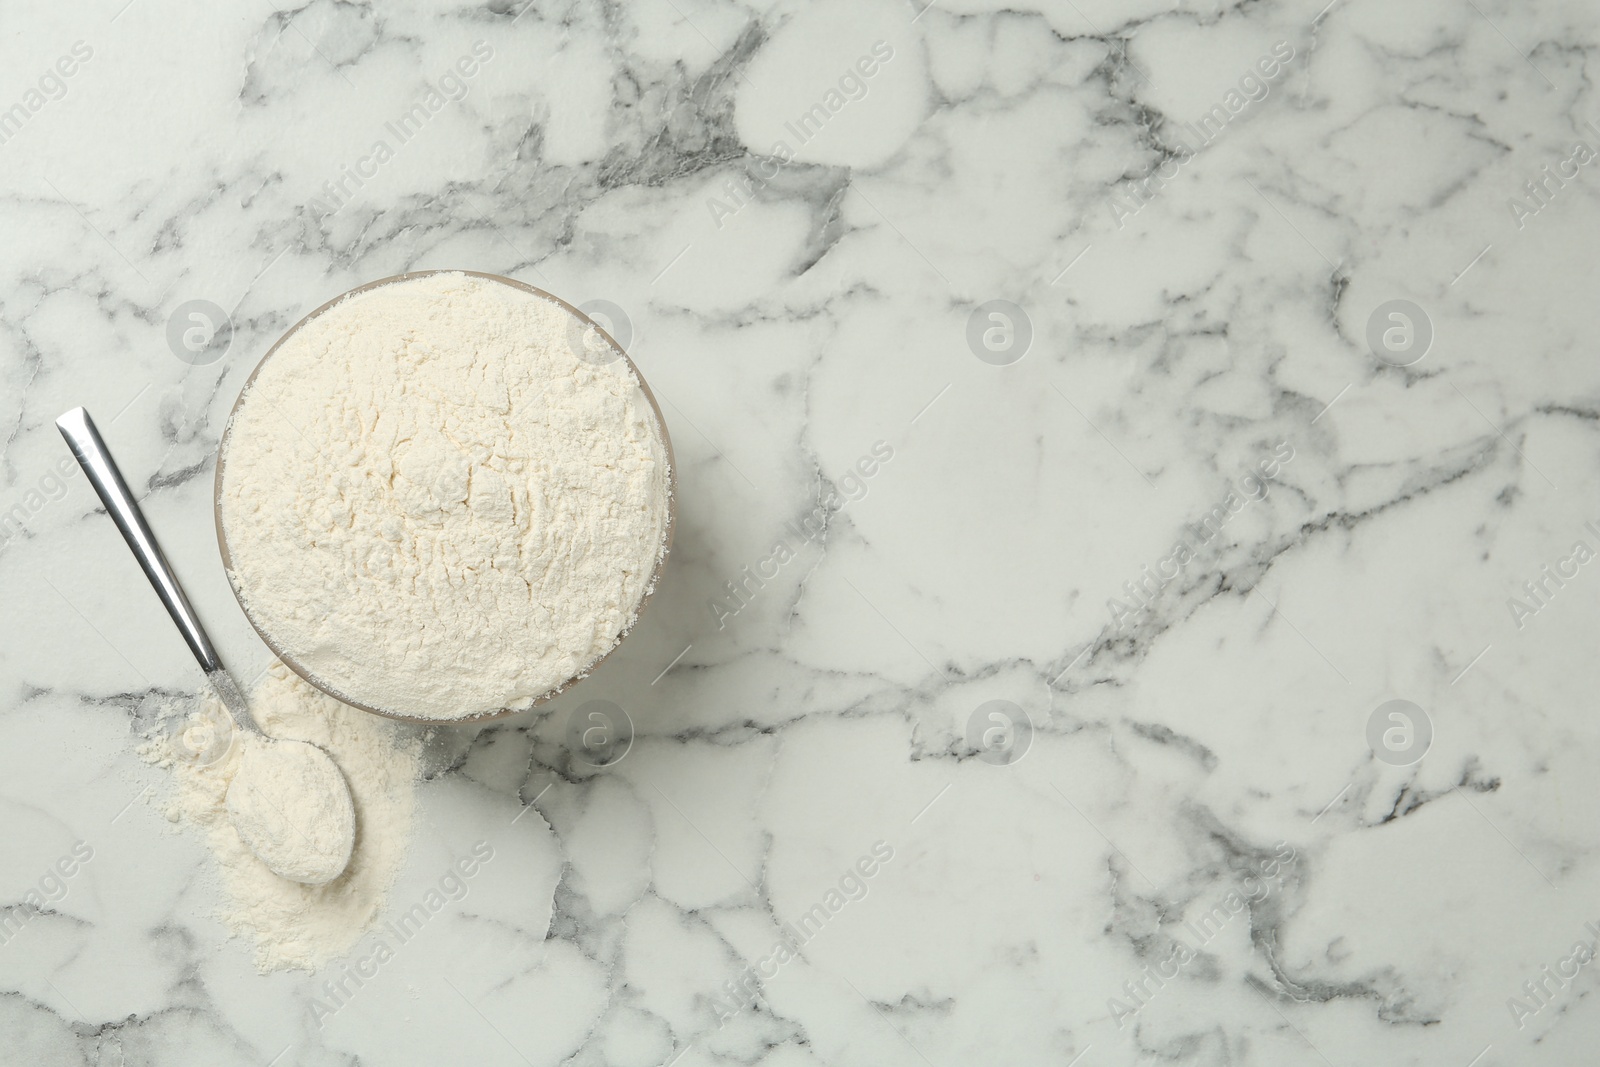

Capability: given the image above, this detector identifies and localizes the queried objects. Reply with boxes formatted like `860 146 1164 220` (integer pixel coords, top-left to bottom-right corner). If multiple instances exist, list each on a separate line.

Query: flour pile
141 663 421 973
217 272 672 721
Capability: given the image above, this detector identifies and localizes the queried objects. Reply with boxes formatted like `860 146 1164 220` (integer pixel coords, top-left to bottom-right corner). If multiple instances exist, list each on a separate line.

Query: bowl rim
213 269 677 726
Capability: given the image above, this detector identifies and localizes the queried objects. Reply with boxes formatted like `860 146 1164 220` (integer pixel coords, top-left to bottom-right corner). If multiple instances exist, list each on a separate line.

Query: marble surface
3 0 1599 1063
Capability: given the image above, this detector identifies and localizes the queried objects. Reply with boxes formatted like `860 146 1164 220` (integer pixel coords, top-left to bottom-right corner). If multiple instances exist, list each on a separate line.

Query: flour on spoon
226 735 355 886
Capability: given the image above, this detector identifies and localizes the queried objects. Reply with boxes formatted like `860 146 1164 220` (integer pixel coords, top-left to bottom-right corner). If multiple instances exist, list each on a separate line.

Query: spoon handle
56 406 225 675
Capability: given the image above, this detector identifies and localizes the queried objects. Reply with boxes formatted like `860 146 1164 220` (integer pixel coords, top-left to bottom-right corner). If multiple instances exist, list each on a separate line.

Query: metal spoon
56 407 355 886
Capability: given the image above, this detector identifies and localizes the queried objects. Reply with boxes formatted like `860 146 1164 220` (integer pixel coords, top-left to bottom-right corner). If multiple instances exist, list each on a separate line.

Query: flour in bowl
218 272 672 721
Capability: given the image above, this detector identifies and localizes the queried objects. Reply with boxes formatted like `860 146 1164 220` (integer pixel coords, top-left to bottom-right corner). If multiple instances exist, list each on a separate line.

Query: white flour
226 736 354 886
218 272 671 721
141 663 421 973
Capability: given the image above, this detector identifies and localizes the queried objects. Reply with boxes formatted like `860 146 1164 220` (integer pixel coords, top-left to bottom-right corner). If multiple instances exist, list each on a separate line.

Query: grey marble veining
2 0 1599 1063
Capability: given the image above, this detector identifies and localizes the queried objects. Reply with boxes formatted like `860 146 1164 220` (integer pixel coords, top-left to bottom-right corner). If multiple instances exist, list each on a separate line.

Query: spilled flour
141 663 421 972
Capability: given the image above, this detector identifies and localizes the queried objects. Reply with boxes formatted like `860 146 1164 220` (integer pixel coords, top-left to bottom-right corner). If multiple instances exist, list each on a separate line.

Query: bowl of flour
215 270 674 723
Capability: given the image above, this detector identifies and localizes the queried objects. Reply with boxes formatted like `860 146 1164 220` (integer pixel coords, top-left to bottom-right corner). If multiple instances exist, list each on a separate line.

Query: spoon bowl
226 736 355 885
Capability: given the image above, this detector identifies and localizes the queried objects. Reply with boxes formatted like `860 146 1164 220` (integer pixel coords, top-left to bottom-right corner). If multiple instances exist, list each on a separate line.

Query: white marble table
3 0 1598 1063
